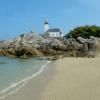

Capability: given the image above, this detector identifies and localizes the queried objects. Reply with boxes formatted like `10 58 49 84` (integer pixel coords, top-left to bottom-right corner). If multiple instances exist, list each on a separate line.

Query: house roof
47 28 61 32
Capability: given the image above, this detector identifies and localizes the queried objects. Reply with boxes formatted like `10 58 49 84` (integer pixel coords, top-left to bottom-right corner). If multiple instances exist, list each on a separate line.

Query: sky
0 0 100 40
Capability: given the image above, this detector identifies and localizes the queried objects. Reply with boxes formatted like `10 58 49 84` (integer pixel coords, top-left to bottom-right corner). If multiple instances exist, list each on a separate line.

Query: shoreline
0 60 52 100
2 57 100 100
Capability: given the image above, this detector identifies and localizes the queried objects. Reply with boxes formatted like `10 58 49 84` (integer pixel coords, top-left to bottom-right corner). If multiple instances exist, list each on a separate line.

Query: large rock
1 33 100 58
23 32 44 43
14 46 42 57
78 43 89 57
50 39 67 51
77 37 87 44
67 38 76 43
87 37 100 57
0 49 6 56
66 42 82 51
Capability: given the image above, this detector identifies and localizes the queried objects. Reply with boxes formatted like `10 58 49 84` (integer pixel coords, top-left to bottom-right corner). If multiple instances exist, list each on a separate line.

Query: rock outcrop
0 32 100 58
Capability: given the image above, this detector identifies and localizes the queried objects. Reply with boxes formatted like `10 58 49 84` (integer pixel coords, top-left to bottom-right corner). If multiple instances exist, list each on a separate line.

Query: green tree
66 25 100 39
20 34 25 38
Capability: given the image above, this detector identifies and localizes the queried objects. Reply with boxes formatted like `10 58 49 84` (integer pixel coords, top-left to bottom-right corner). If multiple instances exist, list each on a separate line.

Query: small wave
0 60 51 99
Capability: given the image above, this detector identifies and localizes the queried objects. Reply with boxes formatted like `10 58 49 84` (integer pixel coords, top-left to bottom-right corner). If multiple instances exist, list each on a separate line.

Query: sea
0 56 50 99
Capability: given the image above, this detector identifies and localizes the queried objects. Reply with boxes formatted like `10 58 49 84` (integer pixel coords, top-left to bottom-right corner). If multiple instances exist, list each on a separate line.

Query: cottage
44 20 62 38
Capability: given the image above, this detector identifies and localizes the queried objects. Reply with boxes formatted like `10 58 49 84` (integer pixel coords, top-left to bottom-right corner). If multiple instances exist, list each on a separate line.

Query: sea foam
0 60 51 99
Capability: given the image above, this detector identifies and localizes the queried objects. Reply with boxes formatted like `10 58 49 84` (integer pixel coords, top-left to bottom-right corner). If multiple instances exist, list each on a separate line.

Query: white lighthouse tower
44 20 49 32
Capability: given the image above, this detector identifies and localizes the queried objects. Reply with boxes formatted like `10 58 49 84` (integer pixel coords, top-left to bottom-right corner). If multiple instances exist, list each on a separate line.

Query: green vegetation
66 25 100 39
20 34 25 38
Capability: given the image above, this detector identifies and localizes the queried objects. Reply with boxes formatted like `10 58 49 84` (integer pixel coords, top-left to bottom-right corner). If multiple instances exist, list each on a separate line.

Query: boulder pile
0 32 100 58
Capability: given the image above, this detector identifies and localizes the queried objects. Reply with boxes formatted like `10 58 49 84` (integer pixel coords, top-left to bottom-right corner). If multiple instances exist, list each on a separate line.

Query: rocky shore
0 32 100 59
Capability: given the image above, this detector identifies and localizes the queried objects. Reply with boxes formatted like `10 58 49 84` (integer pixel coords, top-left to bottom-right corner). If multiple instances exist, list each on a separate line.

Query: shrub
66 25 100 39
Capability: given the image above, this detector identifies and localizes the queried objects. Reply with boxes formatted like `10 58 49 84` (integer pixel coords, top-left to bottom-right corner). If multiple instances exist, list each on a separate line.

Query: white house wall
49 32 60 37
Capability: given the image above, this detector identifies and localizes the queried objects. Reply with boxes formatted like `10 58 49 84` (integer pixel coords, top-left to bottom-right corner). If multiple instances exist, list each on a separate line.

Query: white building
44 20 62 38
44 20 49 32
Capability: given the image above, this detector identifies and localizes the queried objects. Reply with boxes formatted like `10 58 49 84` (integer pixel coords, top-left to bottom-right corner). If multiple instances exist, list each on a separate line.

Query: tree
20 34 25 38
66 25 100 39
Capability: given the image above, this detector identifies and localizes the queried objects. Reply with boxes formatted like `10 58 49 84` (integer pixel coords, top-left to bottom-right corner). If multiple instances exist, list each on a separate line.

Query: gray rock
77 37 87 44
87 37 100 57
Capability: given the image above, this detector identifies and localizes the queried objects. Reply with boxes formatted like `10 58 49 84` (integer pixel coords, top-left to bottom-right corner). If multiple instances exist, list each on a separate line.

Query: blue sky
0 0 100 39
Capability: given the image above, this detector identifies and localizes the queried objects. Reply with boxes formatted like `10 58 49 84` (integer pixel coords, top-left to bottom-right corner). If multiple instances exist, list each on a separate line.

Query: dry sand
4 57 100 100
40 57 100 100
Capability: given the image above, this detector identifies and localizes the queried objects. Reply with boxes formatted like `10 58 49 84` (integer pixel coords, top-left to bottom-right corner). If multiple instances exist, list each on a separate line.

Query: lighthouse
44 20 49 32
43 20 63 38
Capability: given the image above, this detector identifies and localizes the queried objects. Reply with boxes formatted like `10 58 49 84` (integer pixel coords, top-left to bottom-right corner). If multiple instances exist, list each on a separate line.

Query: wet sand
4 57 100 100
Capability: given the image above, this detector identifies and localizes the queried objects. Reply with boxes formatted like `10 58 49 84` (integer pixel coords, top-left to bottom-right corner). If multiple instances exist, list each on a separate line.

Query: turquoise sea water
0 57 50 99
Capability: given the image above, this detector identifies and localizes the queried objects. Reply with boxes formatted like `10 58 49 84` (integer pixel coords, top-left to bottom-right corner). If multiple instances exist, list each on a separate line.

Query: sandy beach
4 57 100 100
